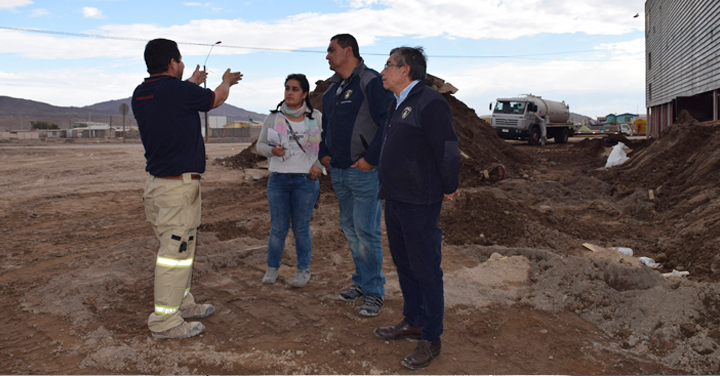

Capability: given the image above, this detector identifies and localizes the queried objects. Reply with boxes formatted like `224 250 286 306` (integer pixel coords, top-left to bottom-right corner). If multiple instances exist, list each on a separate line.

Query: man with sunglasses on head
319 33 393 317
374 46 460 370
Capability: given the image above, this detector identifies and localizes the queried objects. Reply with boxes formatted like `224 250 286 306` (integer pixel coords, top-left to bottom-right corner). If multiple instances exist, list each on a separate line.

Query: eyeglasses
384 62 403 69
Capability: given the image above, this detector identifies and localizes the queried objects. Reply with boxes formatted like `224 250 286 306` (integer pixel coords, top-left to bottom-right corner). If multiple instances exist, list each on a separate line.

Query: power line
0 25 610 59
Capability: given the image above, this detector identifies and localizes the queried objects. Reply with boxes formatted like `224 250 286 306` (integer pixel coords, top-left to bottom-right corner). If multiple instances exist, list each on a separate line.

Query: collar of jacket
392 79 429 106
329 57 367 85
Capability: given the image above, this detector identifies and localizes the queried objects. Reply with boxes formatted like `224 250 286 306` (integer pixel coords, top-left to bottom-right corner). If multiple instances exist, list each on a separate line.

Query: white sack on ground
605 142 629 169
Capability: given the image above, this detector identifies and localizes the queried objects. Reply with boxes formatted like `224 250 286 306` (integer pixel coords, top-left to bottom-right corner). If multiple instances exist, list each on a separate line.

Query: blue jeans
330 166 385 297
266 172 319 270
385 199 444 343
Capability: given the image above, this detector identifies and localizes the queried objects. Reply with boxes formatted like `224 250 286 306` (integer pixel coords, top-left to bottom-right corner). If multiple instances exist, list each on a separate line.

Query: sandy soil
1 129 720 374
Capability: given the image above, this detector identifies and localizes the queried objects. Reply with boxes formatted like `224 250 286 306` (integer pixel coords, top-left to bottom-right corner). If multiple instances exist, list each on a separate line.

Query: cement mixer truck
490 94 574 145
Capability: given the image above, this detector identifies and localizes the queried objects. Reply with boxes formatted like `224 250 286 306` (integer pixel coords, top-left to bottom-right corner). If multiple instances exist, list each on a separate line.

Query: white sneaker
263 267 279 285
290 269 311 288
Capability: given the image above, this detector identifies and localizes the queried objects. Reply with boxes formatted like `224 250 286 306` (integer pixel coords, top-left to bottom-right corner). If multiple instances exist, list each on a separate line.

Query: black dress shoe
401 340 441 369
374 320 422 340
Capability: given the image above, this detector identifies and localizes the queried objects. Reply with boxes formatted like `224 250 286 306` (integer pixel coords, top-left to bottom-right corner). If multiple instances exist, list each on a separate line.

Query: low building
0 130 41 140
70 122 115 138
212 119 263 138
603 113 642 126
614 113 638 124
115 127 139 139
40 129 67 138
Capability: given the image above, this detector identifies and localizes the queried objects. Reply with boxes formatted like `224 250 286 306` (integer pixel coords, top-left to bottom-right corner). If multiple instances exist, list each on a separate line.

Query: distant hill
0 96 267 131
0 96 83 116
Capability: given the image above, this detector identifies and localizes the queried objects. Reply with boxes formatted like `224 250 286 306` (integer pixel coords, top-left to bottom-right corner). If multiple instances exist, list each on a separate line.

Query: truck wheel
528 126 541 145
554 128 569 144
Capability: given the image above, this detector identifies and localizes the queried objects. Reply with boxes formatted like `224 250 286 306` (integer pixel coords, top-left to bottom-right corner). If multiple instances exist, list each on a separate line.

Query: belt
157 174 202 180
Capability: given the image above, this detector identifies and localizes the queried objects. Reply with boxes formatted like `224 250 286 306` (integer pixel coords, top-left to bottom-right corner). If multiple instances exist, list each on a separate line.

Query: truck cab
490 95 573 145
619 123 633 136
491 99 535 140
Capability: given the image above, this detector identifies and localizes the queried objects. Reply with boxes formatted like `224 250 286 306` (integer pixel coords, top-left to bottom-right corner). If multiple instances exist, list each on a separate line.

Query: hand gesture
223 69 243 86
188 65 207 85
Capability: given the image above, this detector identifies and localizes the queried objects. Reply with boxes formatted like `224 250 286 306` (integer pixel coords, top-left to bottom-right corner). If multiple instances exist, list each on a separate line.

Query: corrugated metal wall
646 0 720 107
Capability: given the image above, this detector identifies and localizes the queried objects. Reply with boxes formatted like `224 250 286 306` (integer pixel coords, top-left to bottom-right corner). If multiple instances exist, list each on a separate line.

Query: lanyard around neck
281 113 307 154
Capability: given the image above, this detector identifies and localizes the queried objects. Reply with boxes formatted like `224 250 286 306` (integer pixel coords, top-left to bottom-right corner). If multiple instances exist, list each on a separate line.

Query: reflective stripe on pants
144 174 201 332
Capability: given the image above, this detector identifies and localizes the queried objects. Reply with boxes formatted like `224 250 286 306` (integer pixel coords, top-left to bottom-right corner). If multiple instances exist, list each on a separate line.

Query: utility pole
203 41 221 143
119 103 129 144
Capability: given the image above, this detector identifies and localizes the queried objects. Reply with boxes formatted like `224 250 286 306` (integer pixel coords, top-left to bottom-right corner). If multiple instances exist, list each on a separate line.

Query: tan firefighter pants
144 173 201 332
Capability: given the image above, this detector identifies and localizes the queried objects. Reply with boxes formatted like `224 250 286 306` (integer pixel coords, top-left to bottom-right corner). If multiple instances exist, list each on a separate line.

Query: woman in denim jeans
256 74 323 288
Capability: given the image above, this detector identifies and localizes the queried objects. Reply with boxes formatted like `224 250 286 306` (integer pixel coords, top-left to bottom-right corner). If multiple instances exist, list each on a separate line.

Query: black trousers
384 199 444 343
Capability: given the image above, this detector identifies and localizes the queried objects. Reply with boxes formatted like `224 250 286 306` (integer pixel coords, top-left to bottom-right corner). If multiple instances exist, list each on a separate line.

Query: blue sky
0 0 646 118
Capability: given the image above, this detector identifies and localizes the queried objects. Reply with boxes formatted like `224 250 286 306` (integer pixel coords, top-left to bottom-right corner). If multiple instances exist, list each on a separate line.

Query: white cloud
3 0 646 61
596 38 645 56
440 50 645 117
227 76 287 113
182 2 224 13
0 69 146 107
0 0 32 10
1 29 142 59
29 7 47 17
225 74 329 115
0 0 647 115
82 6 105 19
0 66 290 115
348 0 379 8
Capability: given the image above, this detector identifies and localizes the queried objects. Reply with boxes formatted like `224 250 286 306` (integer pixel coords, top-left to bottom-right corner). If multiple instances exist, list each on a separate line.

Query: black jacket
378 81 460 205
319 60 393 168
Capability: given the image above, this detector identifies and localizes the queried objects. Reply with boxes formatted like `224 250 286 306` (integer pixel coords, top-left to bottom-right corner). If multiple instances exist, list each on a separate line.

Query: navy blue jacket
319 59 393 168
378 81 460 205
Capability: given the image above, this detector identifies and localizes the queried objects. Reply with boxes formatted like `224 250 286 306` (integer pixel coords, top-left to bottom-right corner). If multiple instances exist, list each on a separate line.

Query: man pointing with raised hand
132 38 242 339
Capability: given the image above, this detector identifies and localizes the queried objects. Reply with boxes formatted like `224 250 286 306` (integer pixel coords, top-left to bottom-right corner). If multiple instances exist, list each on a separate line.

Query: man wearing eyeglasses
319 33 393 317
374 46 460 370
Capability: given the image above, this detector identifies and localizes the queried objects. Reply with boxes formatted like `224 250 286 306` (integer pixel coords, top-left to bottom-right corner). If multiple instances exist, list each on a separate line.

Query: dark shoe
359 294 384 316
338 284 363 301
374 320 422 340
401 340 441 370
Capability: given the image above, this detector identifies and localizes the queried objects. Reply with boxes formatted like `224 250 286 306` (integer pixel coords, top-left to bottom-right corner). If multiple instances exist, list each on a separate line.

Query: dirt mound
576 134 651 153
218 140 265 170
442 93 534 186
574 137 607 157
597 115 720 281
308 79 331 110
675 109 699 124
501 245 720 373
438 180 620 254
